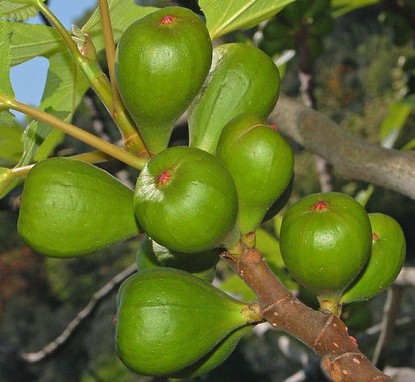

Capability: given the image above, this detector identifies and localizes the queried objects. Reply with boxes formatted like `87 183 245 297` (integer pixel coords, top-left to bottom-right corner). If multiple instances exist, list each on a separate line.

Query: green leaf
82 0 158 51
41 50 89 115
5 21 61 66
0 123 24 166
17 108 67 166
331 0 380 17
0 166 19 199
199 0 296 40
379 102 412 149
0 22 15 96
0 14 23 167
0 0 43 21
255 228 284 268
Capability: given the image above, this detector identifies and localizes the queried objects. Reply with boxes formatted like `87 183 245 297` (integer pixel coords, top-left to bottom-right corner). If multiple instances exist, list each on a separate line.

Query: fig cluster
14 4 408 380
279 192 406 315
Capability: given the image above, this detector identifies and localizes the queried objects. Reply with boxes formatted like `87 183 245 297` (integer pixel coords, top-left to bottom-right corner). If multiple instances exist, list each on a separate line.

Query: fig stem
34 0 149 156
0 94 147 170
241 303 263 324
319 299 343 317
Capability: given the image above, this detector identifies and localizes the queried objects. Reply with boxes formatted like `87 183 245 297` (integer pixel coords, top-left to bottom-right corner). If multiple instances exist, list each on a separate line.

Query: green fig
115 268 255 376
115 6 212 154
340 213 406 304
216 113 294 234
136 234 219 282
172 325 252 378
17 158 140 258
188 43 281 154
134 146 239 253
279 192 372 308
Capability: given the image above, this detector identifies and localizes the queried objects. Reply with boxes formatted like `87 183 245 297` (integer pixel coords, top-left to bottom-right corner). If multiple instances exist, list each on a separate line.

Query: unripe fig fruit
172 325 252 378
216 114 294 234
134 146 239 253
279 192 372 304
340 213 406 304
115 6 212 154
188 43 281 154
136 234 219 282
17 158 139 258
115 267 254 376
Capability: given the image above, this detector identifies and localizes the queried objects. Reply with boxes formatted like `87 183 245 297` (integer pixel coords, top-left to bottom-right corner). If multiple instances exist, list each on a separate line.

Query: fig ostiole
136 234 219 282
339 213 406 304
134 146 239 254
279 192 372 314
115 268 258 376
188 43 281 154
115 6 212 154
17 158 140 258
216 113 294 234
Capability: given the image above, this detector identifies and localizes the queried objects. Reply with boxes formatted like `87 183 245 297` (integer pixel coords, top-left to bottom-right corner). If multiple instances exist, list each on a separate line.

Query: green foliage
200 0 296 40
0 0 413 380
0 0 44 21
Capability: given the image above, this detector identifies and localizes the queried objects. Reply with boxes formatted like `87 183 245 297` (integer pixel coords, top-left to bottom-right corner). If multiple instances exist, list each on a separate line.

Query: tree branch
270 94 415 200
222 249 392 382
19 263 136 364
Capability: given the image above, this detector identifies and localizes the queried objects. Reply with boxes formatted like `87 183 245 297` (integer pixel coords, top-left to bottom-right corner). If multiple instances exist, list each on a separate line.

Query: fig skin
115 268 251 376
279 192 372 303
216 113 294 234
172 325 252 378
115 6 212 154
340 213 406 304
188 43 281 154
17 158 140 258
134 146 239 253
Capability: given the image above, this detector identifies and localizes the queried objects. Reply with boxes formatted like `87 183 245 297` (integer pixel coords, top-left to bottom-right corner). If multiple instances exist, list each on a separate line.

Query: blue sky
10 0 98 117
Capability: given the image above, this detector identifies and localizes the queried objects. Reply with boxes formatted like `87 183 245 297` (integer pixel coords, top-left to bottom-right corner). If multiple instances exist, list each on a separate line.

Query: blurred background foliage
1 0 415 381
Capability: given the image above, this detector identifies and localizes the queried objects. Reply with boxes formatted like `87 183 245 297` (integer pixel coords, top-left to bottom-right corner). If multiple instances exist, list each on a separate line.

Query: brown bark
269 94 415 200
222 249 392 382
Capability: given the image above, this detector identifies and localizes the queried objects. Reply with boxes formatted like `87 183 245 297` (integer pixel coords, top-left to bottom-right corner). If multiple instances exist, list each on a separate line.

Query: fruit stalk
221 248 392 382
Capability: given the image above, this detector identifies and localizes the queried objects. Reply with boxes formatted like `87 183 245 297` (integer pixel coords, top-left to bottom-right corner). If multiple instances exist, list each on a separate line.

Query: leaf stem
0 94 147 170
11 151 114 179
98 0 123 112
34 0 149 156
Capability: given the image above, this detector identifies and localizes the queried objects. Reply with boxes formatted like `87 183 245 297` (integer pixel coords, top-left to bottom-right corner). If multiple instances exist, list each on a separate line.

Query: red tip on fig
270 123 279 131
372 232 380 241
157 170 172 186
313 200 328 211
160 15 176 24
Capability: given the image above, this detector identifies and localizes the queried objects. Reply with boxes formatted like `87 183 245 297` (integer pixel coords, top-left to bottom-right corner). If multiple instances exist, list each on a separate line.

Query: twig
19 263 136 364
372 285 404 368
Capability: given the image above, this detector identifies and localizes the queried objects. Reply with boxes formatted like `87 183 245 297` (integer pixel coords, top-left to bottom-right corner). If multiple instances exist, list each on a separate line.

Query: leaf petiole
0 94 148 170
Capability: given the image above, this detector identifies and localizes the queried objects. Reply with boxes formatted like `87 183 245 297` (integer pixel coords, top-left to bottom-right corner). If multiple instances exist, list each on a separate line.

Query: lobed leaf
82 0 158 51
17 108 67 167
199 0 295 40
0 18 24 167
0 0 43 21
